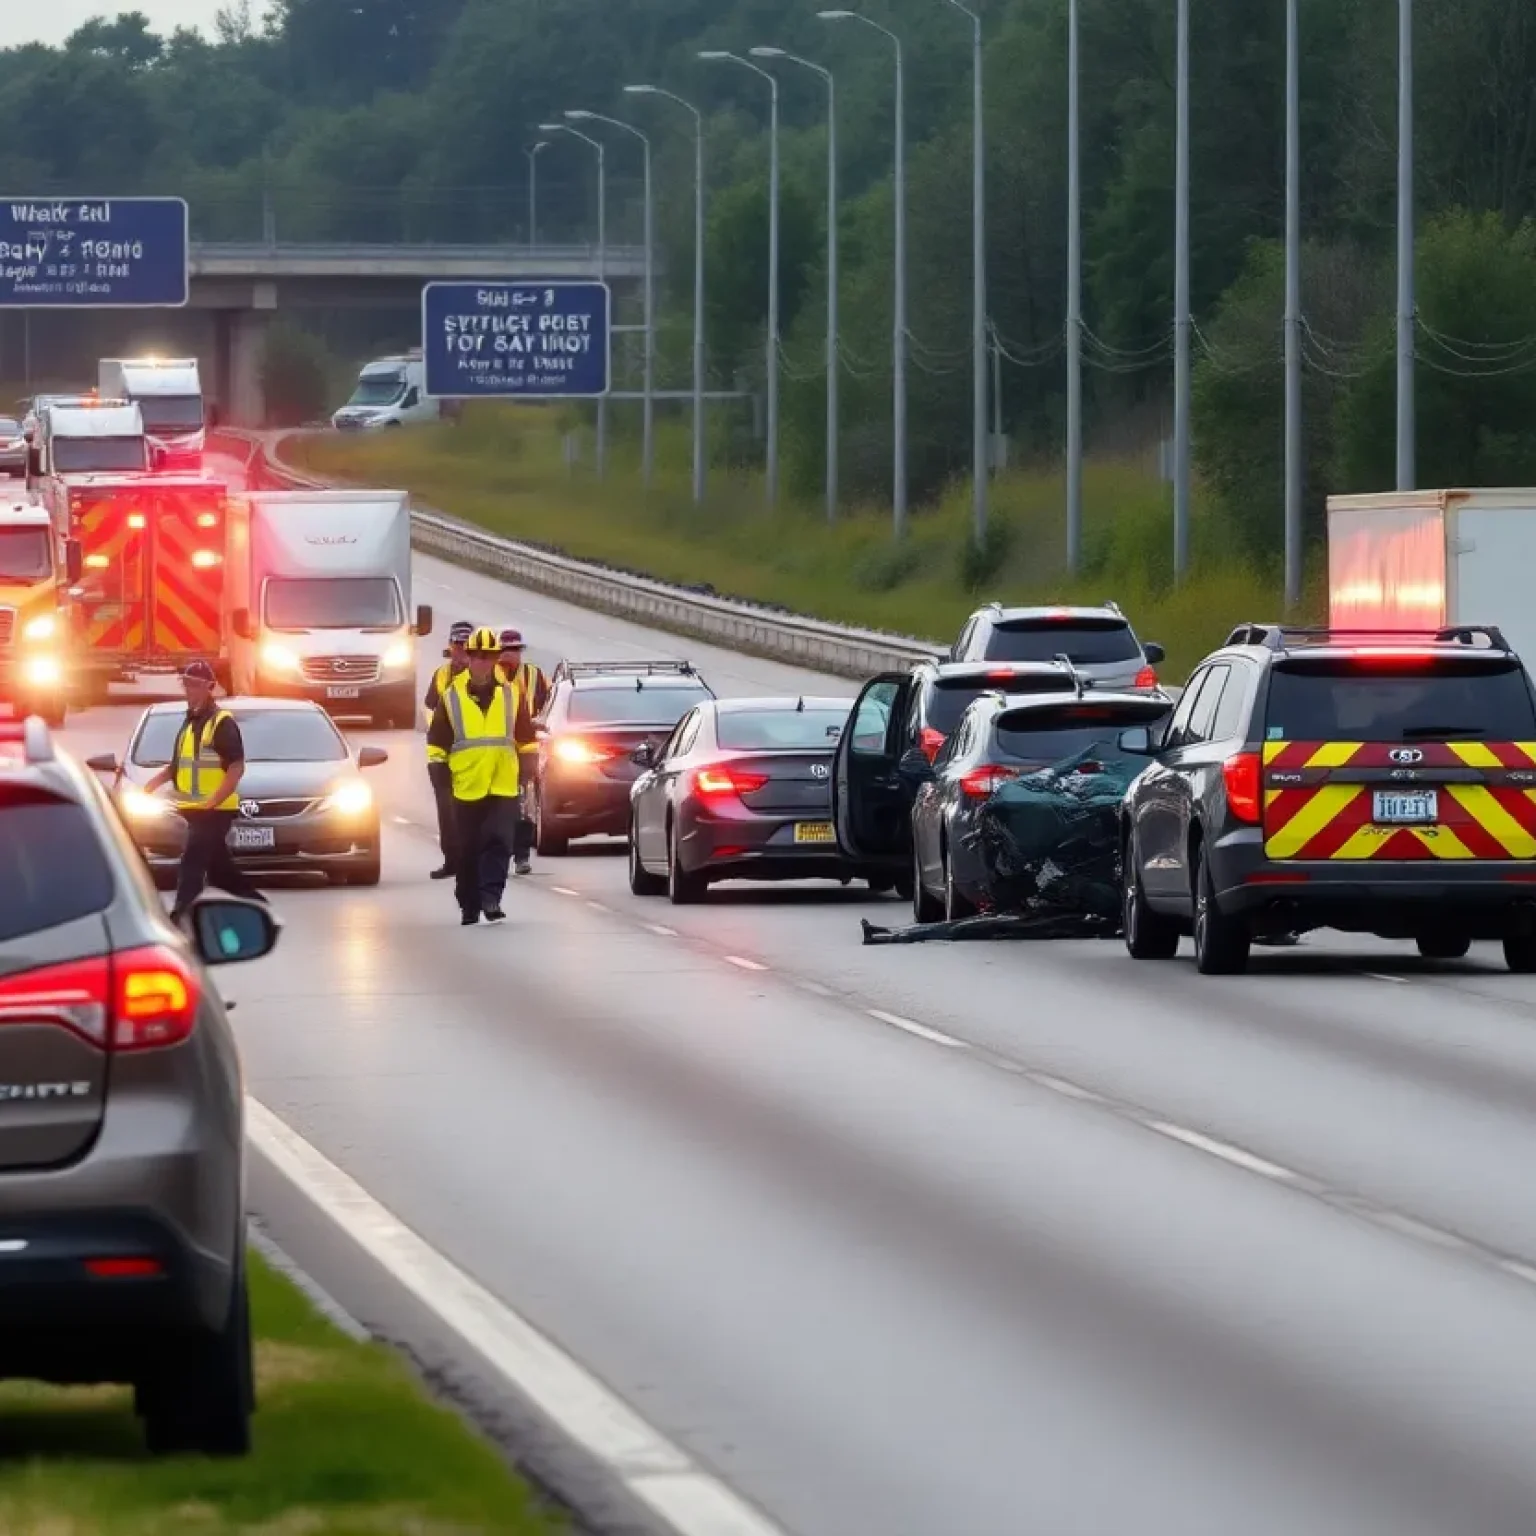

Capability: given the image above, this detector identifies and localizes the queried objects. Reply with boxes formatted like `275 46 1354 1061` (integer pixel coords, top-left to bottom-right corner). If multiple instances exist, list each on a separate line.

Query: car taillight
1223 751 1262 824
0 945 199 1052
1132 665 1158 689
552 737 622 765
959 765 1019 798
694 766 769 798
919 727 946 761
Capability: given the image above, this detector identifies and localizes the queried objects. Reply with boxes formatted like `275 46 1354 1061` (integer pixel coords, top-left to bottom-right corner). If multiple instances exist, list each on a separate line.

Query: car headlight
21 655 60 686
261 641 300 674
323 780 373 816
122 786 172 820
21 613 56 642
381 640 412 670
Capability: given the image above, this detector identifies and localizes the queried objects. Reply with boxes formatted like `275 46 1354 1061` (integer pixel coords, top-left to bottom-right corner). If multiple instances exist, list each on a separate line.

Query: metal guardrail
207 430 947 681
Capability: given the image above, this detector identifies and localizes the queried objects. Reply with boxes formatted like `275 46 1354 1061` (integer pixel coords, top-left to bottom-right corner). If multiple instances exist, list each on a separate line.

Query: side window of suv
0 788 115 943
1211 662 1251 741
1183 664 1230 746
1162 667 1210 749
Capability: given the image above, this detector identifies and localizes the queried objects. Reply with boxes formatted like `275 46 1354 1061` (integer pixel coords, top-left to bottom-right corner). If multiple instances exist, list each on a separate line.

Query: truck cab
98 358 205 468
29 400 161 535
331 352 441 431
0 497 81 725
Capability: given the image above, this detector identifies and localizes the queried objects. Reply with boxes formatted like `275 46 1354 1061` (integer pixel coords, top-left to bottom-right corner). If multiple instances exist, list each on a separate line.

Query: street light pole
1173 0 1191 579
820 9 906 537
1066 0 1082 571
626 83 707 504
525 141 546 251
1283 0 1303 609
699 52 780 506
567 110 655 489
753 47 839 522
1396 0 1415 490
542 123 608 478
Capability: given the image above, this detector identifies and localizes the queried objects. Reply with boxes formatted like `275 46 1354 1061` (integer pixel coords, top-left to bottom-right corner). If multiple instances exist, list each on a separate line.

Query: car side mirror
85 752 119 773
415 603 433 636
189 895 280 965
1117 726 1153 755
1143 642 1166 665
65 539 82 584
232 607 252 641
897 746 935 786
357 745 388 767
631 741 655 767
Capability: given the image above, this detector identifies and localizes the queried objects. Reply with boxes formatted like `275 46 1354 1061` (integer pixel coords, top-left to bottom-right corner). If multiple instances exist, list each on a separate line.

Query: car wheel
1416 933 1470 961
346 851 382 886
911 841 942 923
532 787 567 856
667 823 706 905
628 816 665 896
1123 833 1180 960
1503 934 1536 973
1192 842 1249 975
942 841 976 921
141 1265 253 1457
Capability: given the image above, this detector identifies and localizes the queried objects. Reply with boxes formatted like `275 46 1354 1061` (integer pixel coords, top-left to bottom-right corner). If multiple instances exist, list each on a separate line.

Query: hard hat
465 626 500 654
448 620 474 644
180 659 217 685
497 627 525 651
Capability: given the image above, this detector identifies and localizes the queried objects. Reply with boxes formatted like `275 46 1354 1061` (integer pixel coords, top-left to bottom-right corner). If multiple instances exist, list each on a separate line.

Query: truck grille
0 609 12 647
301 656 380 685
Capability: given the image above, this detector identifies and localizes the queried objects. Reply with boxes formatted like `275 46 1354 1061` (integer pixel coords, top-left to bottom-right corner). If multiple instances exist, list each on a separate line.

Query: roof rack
1224 623 1512 653
0 716 55 764
554 659 699 680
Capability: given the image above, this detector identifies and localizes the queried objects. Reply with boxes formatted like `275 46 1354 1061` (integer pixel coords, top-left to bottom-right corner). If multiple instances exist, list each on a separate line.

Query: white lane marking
1367 1210 1469 1251
1030 1074 1104 1104
866 1009 966 1049
551 886 580 897
1364 972 1409 985
724 956 768 972
798 980 834 997
1501 1259 1536 1287
392 815 412 826
1149 1122 1297 1183
247 1098 788 1536
586 901 611 913
645 924 679 937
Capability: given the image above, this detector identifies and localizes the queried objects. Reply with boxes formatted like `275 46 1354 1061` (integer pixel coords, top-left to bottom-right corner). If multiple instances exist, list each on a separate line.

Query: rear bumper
679 806 847 880
538 770 633 838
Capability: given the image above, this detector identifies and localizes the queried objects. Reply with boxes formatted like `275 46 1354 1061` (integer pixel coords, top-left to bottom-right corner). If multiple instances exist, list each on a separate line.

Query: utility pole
525 141 546 251
1172 0 1192 579
1066 0 1082 570
1283 0 1303 609
1395 0 1415 490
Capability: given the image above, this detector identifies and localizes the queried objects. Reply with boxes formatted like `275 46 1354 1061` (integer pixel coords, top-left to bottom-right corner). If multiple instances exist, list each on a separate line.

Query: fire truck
67 474 230 704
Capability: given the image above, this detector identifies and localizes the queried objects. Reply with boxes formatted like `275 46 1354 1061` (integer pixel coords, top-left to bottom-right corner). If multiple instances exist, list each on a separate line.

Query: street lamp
567 109 656 490
1396 0 1414 490
541 121 608 478
752 45 839 523
698 50 780 508
1172 0 1191 578
818 8 907 538
625 83 707 505
1066 0 1082 571
525 140 547 252
941 0 987 546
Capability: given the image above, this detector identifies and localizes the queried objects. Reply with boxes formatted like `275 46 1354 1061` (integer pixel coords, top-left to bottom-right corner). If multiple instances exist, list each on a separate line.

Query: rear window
983 618 1141 665
1264 661 1536 741
716 707 849 750
992 702 1171 766
0 791 114 942
927 672 1073 735
567 684 712 726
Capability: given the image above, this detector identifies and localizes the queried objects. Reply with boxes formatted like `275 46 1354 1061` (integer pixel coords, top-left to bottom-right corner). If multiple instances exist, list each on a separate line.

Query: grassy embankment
292 405 1320 678
0 1251 563 1536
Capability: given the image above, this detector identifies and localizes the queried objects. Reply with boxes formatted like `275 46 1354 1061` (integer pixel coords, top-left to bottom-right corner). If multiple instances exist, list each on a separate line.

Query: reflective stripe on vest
444 679 519 799
515 662 545 752
173 710 238 810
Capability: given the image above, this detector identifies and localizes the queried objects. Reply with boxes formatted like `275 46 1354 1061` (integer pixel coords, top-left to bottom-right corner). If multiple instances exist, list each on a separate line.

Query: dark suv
1118 624 1536 974
0 715 279 1453
950 602 1164 691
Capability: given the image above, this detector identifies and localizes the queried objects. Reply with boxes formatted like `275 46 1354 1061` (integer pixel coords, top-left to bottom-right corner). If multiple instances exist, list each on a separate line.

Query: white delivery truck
28 400 159 535
224 489 432 727
331 351 443 431
1327 489 1536 660
98 358 205 466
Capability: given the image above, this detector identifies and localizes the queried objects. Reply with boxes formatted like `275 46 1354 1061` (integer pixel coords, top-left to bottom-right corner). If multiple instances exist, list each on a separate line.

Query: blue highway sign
422 281 611 399
0 197 189 307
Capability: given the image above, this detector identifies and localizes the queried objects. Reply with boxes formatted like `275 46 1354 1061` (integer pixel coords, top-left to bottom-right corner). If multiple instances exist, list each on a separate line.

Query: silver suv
949 602 1164 691
0 716 278 1455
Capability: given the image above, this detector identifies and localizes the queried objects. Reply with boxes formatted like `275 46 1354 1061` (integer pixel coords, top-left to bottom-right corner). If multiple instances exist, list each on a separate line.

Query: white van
332 352 442 431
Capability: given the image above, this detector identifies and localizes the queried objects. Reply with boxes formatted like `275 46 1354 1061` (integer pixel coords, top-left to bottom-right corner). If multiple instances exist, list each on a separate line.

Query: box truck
1327 489 1536 660
98 358 205 467
224 489 431 726
331 351 443 431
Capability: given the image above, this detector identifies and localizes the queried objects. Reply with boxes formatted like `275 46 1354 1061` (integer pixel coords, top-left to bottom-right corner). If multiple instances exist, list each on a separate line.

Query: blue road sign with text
422 280 611 399
0 197 189 307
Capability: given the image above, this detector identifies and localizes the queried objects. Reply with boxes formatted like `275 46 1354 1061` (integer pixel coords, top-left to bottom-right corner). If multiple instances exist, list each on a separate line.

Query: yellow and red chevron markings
74 497 146 652
153 507 221 655
1262 740 1536 860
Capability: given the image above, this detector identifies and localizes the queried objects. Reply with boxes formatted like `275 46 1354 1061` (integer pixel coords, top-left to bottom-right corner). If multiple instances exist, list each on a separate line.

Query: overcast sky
22 0 223 46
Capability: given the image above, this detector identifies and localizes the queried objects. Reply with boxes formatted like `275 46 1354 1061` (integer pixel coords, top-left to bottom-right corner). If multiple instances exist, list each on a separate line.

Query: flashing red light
918 727 946 761
1223 751 1262 824
986 669 1020 681
84 1257 163 1279
1132 665 1158 689
1344 649 1442 667
0 945 200 1052
959 765 1019 798
190 549 220 569
693 766 769 798
196 512 218 528
126 512 145 530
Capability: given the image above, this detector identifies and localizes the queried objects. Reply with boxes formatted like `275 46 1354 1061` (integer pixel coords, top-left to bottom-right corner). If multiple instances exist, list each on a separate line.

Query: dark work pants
453 794 519 917
173 810 268 916
428 760 458 864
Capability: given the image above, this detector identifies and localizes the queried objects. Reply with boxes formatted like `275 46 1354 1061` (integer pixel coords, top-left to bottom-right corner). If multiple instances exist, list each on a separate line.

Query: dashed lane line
1149 1122 1297 1183
865 1010 967 1049
724 955 769 973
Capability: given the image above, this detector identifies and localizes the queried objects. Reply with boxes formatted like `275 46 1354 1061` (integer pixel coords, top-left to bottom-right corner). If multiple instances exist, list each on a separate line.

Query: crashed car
834 672 1172 933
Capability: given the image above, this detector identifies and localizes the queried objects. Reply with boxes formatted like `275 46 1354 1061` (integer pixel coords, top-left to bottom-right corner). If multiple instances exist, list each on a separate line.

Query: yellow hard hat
465 626 500 654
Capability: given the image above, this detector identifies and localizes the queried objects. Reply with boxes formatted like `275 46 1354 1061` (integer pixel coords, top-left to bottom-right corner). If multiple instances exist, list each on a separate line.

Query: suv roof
553 659 714 693
977 602 1126 623
1222 623 1512 658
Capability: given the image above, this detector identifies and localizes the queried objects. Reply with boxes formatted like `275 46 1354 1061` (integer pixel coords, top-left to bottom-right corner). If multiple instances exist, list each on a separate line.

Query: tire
1503 934 1536 973
345 851 382 886
628 817 665 896
142 1266 253 1457
942 841 976 922
532 787 568 856
1192 842 1250 975
1123 832 1180 960
866 875 895 896
666 823 706 905
1416 933 1470 960
911 841 942 923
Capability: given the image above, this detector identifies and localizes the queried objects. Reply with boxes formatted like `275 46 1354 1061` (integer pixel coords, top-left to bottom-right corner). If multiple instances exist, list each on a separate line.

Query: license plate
228 824 275 851
1373 789 1438 824
326 685 360 700
794 821 836 844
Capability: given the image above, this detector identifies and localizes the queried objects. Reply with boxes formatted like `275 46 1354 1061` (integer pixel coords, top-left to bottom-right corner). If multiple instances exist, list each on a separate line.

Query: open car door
833 672 915 874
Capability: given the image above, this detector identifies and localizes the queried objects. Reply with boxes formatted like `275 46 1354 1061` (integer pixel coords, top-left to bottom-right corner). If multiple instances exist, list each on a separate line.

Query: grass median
0 1250 564 1536
288 404 1321 678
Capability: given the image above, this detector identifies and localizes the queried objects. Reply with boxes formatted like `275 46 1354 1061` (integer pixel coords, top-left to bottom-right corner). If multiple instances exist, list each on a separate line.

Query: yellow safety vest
425 661 465 761
173 710 239 810
496 660 546 754
444 676 521 800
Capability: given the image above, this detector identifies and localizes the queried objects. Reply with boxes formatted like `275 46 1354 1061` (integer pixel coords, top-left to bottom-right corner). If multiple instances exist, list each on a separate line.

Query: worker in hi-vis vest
422 619 473 879
141 659 268 924
495 627 549 876
426 627 536 925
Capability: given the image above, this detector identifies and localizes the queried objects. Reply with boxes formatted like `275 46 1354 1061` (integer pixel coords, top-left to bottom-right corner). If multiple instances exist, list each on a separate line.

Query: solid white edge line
246 1096 789 1536
866 1009 965 1049
724 956 768 972
1029 1074 1104 1104
1149 1122 1297 1183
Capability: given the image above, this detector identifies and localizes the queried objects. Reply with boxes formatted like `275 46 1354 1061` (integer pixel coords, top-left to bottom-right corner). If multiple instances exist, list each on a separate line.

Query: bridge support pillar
212 282 278 428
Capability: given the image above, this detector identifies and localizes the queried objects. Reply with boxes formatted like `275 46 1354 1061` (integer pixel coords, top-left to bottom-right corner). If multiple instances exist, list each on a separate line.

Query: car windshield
716 707 849 750
53 436 149 473
1264 659 1536 740
0 527 51 582
140 396 204 432
567 684 712 726
347 376 405 408
132 709 349 765
0 790 114 943
992 702 1172 767
265 577 402 630
984 619 1141 665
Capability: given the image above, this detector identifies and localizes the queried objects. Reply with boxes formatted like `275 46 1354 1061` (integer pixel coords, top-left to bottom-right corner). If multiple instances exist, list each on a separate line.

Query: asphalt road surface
52 452 1536 1536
